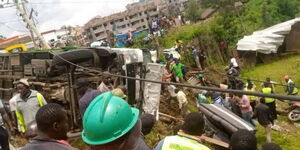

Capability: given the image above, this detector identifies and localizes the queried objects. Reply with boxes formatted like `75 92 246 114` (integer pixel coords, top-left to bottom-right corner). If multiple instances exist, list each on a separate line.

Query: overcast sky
0 0 139 37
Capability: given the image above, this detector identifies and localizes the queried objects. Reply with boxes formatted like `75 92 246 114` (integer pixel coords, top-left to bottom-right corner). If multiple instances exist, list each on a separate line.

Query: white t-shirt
177 91 187 109
230 58 239 67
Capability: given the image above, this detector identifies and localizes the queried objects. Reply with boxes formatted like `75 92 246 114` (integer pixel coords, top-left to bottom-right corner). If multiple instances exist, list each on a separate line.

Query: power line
48 50 300 102
0 22 29 32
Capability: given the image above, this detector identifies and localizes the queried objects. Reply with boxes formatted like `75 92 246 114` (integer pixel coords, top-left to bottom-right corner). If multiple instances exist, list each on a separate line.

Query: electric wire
48 50 300 102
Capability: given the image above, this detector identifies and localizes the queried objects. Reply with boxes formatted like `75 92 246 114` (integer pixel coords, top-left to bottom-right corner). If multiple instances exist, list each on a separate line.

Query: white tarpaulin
237 18 300 54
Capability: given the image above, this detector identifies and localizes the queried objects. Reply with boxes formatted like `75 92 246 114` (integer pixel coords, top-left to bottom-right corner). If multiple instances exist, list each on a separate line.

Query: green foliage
185 0 203 23
158 25 203 49
0 35 6 40
130 32 157 50
203 0 300 46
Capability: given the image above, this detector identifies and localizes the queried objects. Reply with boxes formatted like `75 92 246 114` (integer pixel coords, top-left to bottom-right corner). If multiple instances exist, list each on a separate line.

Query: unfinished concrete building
84 1 160 43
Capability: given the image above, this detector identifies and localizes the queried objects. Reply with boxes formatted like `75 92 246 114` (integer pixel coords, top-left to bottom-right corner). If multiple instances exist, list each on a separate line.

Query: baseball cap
14 78 30 87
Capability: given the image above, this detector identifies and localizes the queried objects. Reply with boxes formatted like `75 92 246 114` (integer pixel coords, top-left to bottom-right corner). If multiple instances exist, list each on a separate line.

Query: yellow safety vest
262 88 275 103
288 80 298 95
161 135 211 150
15 93 44 133
244 88 257 101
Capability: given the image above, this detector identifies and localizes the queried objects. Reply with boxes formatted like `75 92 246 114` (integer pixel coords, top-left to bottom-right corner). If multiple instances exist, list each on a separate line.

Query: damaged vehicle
0 47 162 133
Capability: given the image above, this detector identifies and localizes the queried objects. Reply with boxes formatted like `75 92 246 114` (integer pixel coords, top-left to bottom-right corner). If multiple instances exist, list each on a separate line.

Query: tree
0 35 6 40
185 0 203 23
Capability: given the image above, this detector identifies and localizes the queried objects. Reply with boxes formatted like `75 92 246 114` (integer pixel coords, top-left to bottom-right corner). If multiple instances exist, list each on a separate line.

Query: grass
255 116 300 150
241 55 300 94
241 55 300 150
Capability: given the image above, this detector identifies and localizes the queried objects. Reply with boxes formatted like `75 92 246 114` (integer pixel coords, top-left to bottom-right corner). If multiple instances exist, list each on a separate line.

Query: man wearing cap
82 92 150 150
97 73 113 93
14 78 47 133
74 78 101 117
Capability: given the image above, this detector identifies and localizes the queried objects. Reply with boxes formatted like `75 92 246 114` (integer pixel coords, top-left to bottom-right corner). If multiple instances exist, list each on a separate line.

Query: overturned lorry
0 47 163 130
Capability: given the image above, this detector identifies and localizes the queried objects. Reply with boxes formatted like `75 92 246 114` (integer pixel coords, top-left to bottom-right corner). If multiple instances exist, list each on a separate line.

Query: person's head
175 88 180 93
230 129 257 150
102 72 112 85
222 78 228 84
74 78 90 96
176 39 179 42
266 77 271 82
175 59 179 64
263 82 270 88
260 97 266 104
140 113 155 136
36 103 69 140
82 92 139 150
181 112 205 136
261 143 282 150
284 75 289 82
15 78 30 96
247 83 253 89
237 94 243 98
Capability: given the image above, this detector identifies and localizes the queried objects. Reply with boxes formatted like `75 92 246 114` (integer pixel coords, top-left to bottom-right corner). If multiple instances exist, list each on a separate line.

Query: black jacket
254 103 274 126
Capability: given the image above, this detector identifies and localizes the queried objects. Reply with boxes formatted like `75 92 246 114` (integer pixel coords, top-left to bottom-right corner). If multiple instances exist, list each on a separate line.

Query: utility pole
21 2 37 49
14 0 50 49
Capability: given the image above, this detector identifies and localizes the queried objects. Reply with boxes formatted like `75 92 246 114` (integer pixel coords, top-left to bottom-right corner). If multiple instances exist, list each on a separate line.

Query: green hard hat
82 92 139 145
197 73 203 78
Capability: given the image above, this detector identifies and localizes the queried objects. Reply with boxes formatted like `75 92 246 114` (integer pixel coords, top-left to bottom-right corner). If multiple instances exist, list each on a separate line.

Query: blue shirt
79 89 101 117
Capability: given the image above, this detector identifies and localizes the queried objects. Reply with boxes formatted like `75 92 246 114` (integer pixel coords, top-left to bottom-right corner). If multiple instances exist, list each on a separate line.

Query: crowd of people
0 55 295 150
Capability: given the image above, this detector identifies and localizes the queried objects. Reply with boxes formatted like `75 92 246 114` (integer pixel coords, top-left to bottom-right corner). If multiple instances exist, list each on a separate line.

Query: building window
143 25 146 28
92 26 97 30
110 21 114 25
141 19 144 22
139 12 142 16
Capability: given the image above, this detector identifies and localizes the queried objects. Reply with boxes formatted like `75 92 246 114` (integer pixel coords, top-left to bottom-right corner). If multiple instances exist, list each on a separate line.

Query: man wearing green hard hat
82 92 150 150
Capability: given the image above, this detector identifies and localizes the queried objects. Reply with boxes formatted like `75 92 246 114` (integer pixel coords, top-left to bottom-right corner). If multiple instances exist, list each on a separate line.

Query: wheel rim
289 111 300 121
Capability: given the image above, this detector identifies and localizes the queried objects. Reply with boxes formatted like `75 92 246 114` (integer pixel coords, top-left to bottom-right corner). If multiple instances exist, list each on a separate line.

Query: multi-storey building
84 0 160 43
